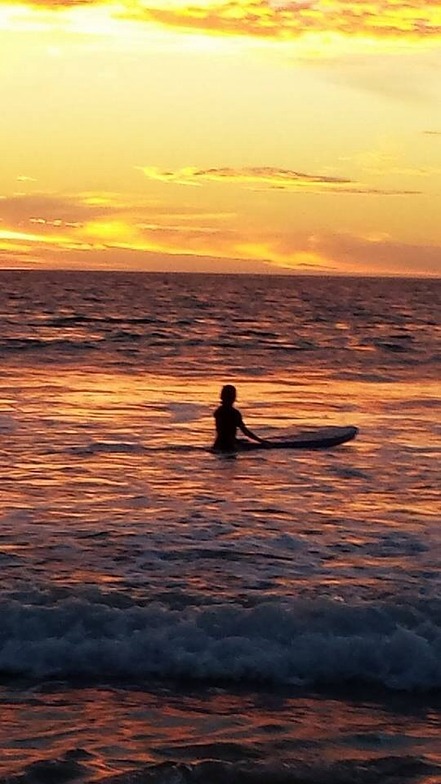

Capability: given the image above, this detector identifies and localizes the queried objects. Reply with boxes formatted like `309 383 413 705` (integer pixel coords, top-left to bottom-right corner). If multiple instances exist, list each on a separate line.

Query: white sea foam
1 597 440 690
167 403 208 423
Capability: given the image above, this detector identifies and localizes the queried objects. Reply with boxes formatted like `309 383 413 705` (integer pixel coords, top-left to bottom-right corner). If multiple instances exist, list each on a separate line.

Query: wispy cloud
239 229 441 276
303 231 441 276
140 165 351 190
123 1 441 44
2 0 100 6
0 191 236 227
1 189 437 275
2 1 441 45
139 165 422 195
0 193 103 226
0 191 243 264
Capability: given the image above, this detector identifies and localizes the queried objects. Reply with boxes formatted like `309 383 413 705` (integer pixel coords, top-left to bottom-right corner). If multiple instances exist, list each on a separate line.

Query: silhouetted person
212 384 266 452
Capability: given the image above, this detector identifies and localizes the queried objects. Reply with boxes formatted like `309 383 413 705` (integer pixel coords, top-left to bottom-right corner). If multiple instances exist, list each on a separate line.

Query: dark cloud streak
140 165 422 195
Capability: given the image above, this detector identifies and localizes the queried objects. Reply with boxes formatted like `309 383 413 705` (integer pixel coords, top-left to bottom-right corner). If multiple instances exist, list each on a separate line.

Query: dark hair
220 384 236 403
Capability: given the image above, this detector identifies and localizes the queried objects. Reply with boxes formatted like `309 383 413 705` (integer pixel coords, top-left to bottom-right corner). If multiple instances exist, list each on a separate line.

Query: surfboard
236 425 358 451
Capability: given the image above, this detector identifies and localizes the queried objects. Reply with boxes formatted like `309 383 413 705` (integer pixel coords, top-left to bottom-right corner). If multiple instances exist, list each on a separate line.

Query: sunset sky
1 0 440 275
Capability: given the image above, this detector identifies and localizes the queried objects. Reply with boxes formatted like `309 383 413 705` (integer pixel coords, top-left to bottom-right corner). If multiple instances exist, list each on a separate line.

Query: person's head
220 384 236 405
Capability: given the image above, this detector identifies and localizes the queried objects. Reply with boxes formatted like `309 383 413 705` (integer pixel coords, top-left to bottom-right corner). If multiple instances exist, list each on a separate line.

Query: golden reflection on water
0 365 440 780
0 686 439 778
1 366 439 599
1 274 439 780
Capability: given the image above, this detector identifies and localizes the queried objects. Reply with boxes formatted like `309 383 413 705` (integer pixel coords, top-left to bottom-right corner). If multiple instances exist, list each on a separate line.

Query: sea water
0 270 439 783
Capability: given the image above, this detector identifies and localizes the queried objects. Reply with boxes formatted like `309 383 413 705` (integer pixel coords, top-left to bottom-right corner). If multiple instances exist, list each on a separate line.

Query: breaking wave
1 597 440 691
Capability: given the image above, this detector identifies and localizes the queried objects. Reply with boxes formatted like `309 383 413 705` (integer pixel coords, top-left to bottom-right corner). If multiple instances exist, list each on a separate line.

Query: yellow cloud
124 0 441 44
1 0 440 48
0 227 62 243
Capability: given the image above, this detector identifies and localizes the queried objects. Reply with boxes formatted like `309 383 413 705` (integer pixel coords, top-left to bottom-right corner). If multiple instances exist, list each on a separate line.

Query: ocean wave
0 597 440 691
3 754 437 784
46 315 160 326
68 440 147 456
0 338 101 354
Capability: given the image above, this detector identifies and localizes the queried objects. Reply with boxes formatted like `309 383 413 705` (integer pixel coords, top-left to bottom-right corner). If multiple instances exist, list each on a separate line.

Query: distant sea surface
0 270 440 784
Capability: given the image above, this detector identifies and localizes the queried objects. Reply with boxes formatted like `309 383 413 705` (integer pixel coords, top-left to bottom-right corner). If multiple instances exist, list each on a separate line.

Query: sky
0 0 441 276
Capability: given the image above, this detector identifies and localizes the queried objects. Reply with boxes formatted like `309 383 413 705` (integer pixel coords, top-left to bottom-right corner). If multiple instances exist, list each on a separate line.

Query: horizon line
0 267 440 281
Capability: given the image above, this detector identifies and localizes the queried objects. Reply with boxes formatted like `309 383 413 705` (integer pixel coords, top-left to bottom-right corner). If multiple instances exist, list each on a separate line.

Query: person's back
212 384 265 452
213 402 242 452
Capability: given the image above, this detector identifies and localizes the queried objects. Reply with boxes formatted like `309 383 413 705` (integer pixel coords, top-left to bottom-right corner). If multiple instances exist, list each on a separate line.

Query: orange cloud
297 231 441 276
0 192 236 230
139 165 422 195
0 191 243 265
1 190 438 275
2 1 440 44
123 1 441 43
2 0 103 6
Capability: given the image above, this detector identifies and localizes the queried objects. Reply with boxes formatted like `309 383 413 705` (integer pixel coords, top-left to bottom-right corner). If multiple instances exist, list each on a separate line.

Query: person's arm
238 419 267 444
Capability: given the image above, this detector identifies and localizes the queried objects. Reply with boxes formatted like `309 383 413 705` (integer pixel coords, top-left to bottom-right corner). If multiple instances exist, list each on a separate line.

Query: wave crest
1 597 440 691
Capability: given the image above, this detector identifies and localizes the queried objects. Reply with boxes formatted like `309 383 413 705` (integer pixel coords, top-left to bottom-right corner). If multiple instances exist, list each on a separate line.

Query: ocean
0 270 439 783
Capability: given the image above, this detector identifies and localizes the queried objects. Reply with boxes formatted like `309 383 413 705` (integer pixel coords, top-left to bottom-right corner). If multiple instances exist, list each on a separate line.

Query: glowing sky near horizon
0 0 440 274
